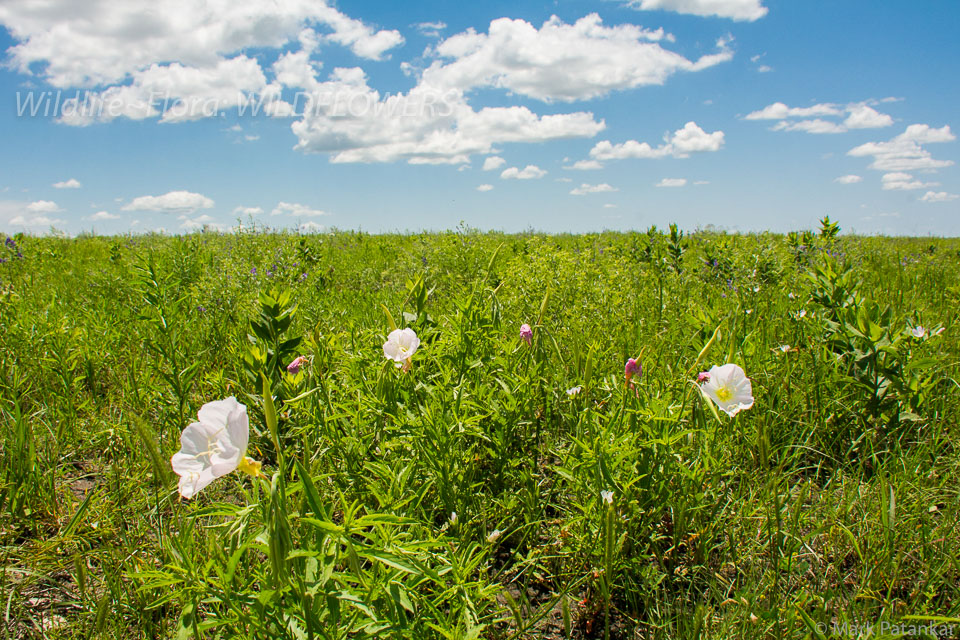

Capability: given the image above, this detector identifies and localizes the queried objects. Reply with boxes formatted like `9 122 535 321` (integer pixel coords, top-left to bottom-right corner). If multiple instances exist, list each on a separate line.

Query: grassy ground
0 226 958 639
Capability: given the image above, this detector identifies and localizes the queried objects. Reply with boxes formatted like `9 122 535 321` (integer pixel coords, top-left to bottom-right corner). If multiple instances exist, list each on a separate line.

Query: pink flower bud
624 357 641 382
520 323 533 345
287 355 308 375
697 371 711 384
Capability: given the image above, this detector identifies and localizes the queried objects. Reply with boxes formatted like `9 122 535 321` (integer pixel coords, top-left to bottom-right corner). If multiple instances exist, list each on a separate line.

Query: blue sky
0 0 957 236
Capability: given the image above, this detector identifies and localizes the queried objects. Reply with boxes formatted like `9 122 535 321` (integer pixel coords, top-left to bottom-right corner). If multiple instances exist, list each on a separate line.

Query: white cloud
920 191 959 203
0 1 403 89
421 14 731 102
603 203 617 208
565 159 604 170
748 101 893 136
848 124 955 172
270 202 327 217
655 178 687 187
745 102 842 120
570 183 618 195
298 221 325 232
121 190 214 213
693 180 710 185
880 172 939 191
834 175 862 184
501 165 547 180
482 156 506 171
52 178 81 189
626 0 768 21
88 210 119 220
756 64 772 73
589 121 724 161
233 206 264 216
771 119 847 134
415 21 447 38
8 214 63 228
476 184 494 192
26 200 62 213
288 68 605 164
844 104 894 129
180 214 223 231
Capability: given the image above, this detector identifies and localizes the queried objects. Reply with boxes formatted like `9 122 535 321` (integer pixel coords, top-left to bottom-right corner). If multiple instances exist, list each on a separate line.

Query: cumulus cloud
746 101 894 135
179 214 223 231
121 190 214 213
655 178 687 187
287 67 604 164
299 221 325 232
0 0 403 89
881 172 939 191
233 206 264 216
844 104 894 129
415 21 447 38
26 200 62 213
834 175 862 184
771 119 847 134
626 0 768 21
476 184 494 192
52 178 82 189
745 102 843 120
570 183 618 195
421 14 731 102
270 202 327 217
88 210 120 220
482 156 506 171
565 159 604 170
589 121 724 161
501 165 548 180
847 124 955 172
920 191 959 203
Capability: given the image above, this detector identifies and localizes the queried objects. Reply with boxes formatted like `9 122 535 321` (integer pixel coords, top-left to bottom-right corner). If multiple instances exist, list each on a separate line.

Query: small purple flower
287 355 309 375
625 358 641 383
197 305 206 313
520 323 533 345
250 267 257 275
300 272 308 281
4 237 14 249
0 258 6 264
697 372 711 384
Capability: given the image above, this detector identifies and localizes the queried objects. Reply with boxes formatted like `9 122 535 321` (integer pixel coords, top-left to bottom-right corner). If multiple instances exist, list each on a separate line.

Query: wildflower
911 326 926 339
287 355 309 374
487 529 502 543
170 397 261 499
798 309 807 319
624 358 641 383
777 344 792 353
250 267 257 275
698 364 754 417
566 386 582 397
4 237 14 249
520 323 533 345
450 512 458 526
383 327 420 368
697 371 711 384
600 490 614 505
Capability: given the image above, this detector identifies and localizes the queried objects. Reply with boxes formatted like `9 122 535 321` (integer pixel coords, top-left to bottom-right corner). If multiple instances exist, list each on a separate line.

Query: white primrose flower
699 363 755 417
566 386 582 397
487 529 502 543
911 326 926 338
171 397 261 499
383 328 420 367
600 490 614 505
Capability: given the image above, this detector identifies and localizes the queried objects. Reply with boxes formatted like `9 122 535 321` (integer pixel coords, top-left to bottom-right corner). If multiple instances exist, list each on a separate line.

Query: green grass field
1 223 958 639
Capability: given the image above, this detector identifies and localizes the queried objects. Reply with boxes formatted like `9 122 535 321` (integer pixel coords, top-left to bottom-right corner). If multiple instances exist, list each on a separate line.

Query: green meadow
1 222 958 639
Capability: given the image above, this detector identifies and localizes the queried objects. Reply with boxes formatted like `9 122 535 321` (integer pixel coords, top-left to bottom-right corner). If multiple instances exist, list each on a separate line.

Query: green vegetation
1 224 958 639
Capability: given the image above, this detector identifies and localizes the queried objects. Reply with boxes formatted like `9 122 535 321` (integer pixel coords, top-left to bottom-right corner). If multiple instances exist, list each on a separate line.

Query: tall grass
0 226 957 638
